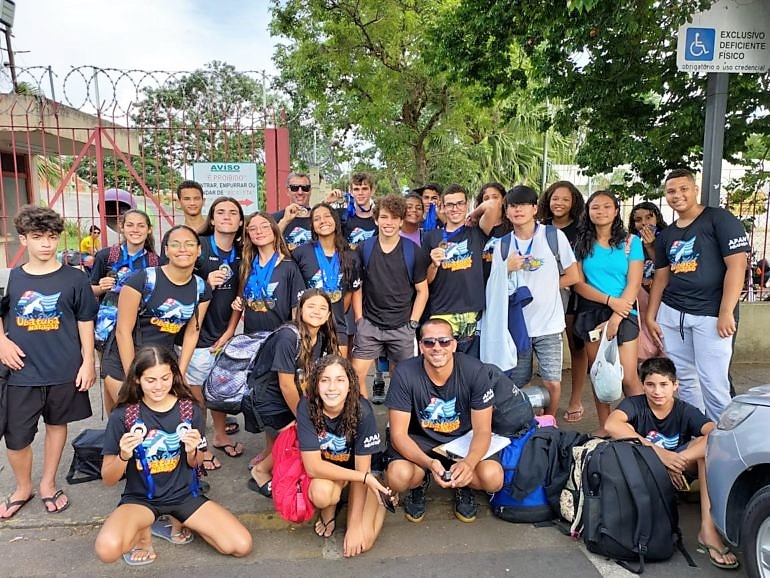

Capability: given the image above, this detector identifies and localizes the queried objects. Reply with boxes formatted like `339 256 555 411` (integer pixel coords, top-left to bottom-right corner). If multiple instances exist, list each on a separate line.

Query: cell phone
378 490 396 513
442 470 453 483
588 328 601 342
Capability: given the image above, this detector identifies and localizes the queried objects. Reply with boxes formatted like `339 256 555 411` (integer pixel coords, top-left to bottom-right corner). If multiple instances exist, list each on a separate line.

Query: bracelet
363 472 369 485
119 453 130 462
606 295 611 305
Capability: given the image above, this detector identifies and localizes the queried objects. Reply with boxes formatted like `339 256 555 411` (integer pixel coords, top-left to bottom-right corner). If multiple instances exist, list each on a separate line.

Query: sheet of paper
435 431 511 461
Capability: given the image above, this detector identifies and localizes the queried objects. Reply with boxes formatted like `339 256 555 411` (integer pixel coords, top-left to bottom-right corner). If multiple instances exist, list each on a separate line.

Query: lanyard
115 244 147 271
514 224 539 255
246 252 278 300
442 225 465 244
313 242 340 292
209 236 235 266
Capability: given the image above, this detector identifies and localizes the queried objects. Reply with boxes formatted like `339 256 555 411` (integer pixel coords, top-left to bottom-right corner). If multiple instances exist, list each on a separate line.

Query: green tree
435 1 770 188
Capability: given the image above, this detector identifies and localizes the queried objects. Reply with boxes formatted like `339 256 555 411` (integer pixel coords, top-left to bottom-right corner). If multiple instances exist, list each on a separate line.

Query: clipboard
434 431 511 461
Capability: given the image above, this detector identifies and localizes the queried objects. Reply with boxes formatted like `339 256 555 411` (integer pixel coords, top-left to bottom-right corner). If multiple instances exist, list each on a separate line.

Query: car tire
742 485 770 578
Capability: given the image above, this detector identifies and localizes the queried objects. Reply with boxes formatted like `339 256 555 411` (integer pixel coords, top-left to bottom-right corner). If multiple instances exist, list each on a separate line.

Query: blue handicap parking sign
685 27 715 61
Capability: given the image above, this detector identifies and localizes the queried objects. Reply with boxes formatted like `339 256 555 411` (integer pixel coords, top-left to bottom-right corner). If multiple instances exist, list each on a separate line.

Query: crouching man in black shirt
385 319 503 523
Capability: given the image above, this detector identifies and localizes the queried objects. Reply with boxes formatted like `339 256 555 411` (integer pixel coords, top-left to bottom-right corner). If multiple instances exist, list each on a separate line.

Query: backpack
240 324 301 434
271 423 315 524
66 428 107 484
361 235 416 284
580 440 694 573
489 424 552 523
482 362 535 438
204 330 273 414
94 267 205 351
500 224 564 275
559 437 607 535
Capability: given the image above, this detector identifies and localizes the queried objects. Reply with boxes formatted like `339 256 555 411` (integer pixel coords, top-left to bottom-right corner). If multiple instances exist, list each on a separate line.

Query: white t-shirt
506 225 575 337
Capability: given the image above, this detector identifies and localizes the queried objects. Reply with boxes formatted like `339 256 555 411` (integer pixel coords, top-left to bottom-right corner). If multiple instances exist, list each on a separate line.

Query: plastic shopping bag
590 325 623 403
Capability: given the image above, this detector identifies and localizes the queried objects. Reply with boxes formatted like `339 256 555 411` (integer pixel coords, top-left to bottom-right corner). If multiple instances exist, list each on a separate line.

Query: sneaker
372 375 386 405
454 487 478 523
404 475 429 523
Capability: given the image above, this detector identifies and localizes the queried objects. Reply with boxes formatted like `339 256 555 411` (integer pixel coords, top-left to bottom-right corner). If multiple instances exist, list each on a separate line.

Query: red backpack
271 424 315 523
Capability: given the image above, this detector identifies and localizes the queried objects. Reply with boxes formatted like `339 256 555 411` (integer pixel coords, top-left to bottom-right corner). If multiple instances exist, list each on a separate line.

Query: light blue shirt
581 236 644 309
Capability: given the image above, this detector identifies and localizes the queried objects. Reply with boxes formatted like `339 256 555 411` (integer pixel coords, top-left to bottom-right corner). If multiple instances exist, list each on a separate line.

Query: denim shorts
176 346 215 386
506 332 563 387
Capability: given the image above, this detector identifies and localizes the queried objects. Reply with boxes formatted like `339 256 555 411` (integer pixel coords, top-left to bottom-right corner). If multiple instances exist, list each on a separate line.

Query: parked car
707 384 770 578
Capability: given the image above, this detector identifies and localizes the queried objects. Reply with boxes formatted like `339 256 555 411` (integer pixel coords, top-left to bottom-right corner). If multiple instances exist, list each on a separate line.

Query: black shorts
574 305 640 346
260 409 295 437
99 346 126 382
385 433 501 470
119 494 209 523
4 383 92 450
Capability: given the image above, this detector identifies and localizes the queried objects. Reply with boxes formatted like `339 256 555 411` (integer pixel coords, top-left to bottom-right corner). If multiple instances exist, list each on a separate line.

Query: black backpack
66 429 106 484
581 440 695 574
484 363 535 438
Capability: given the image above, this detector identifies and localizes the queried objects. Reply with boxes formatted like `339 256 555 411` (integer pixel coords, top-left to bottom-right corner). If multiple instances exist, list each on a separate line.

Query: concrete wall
734 302 770 363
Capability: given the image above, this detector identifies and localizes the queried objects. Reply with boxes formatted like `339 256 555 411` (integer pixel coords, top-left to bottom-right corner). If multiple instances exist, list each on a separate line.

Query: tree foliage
435 0 770 190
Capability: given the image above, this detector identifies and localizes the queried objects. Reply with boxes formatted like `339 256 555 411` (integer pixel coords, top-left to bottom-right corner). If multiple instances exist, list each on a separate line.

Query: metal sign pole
701 72 730 208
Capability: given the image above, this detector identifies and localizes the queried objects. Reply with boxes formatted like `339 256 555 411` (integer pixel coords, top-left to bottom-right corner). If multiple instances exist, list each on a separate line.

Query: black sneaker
372 375 386 405
454 487 478 523
404 475 429 523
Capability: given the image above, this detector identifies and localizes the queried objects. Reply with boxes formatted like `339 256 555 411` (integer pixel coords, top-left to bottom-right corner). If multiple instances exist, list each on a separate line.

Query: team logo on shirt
668 237 699 274
308 271 344 303
286 227 312 251
318 431 351 462
149 298 196 333
645 430 680 451
420 397 460 433
482 237 499 263
245 281 279 312
135 428 184 474
348 227 375 249
441 240 473 272
15 290 62 332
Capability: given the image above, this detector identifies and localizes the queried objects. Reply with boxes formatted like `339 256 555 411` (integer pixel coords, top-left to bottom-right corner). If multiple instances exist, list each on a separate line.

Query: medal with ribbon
112 244 147 288
313 241 342 303
210 236 236 282
513 224 538 271
130 422 156 500
245 252 279 310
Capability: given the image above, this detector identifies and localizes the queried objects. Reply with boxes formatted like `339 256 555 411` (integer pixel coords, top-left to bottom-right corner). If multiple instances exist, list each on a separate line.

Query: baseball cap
505 185 538 206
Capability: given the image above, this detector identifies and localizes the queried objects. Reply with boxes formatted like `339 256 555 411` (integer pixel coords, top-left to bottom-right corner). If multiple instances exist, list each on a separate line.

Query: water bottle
521 385 550 410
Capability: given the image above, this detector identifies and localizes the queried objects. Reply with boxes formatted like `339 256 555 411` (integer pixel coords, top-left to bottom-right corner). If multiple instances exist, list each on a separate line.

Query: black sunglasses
289 184 311 192
420 337 454 348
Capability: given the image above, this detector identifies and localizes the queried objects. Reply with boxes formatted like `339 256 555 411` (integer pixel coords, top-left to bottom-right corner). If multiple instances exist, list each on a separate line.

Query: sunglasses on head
420 336 454 348
289 184 311 192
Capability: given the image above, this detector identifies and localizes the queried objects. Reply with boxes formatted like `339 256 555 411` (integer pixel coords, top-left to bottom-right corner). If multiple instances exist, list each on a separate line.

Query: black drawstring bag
66 428 106 484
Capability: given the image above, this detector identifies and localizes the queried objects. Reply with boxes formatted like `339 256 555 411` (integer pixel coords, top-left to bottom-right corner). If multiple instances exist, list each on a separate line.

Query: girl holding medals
100 225 212 412
233 212 305 334
95 346 252 566
292 203 362 357
247 289 338 498
296 354 392 556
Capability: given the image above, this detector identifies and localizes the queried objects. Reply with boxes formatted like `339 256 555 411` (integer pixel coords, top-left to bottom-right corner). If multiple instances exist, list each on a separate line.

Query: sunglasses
420 336 454 348
289 184 311 192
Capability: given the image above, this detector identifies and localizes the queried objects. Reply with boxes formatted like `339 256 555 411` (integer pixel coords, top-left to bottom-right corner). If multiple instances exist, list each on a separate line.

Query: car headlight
717 402 755 430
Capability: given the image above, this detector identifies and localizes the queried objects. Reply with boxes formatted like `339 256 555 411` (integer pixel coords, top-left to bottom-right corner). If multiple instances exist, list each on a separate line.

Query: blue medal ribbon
423 203 438 231
442 225 466 244
245 252 278 301
346 193 356 218
513 223 538 256
209 236 235 266
132 430 156 500
313 241 341 293
114 243 147 272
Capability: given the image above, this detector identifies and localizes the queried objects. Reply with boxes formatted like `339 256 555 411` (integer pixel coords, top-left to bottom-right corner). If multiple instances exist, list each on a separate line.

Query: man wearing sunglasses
384 319 504 524
274 172 342 250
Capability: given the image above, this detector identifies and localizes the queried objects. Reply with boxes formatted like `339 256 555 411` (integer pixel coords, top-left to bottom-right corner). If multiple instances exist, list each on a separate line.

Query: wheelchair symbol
689 33 709 57
684 28 715 61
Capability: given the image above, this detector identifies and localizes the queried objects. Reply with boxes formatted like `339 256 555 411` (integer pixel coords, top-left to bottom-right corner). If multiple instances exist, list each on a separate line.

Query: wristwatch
407 320 420 330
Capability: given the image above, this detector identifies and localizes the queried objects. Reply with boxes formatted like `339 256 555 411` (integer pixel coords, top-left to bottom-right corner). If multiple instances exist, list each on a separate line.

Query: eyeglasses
167 241 198 250
443 200 467 210
420 337 454 348
289 184 311 193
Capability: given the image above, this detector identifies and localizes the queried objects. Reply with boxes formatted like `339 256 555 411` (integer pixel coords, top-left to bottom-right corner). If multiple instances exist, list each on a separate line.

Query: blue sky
11 0 278 77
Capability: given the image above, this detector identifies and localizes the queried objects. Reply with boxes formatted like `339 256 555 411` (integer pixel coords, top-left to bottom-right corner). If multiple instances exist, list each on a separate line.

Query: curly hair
14 205 64 236
574 190 628 261
239 212 291 292
373 194 406 220
293 288 338 377
309 203 356 289
537 181 585 225
116 346 194 406
306 354 361 442
628 201 668 234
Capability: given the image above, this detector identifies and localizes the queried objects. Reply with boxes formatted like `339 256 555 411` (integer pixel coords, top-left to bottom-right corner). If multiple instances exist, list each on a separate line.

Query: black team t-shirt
103 400 205 504
385 354 495 446
242 258 306 334
292 242 362 335
357 237 428 330
343 215 376 250
654 207 749 317
296 396 380 468
422 226 488 316
6 265 98 386
617 395 710 451
273 210 312 251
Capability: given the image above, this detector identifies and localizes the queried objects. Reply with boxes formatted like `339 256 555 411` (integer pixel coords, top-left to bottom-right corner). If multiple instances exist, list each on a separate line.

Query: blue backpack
489 424 552 523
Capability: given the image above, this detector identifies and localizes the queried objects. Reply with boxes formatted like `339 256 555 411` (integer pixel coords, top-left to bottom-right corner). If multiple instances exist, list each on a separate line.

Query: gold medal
328 290 343 303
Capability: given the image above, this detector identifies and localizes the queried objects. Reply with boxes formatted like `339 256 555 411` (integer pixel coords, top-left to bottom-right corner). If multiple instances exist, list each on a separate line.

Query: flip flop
40 489 70 514
213 442 244 458
563 406 585 423
314 513 337 538
247 453 265 470
122 547 156 566
225 418 240 435
151 518 194 545
0 493 35 520
247 476 272 498
202 456 222 471
697 541 740 570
